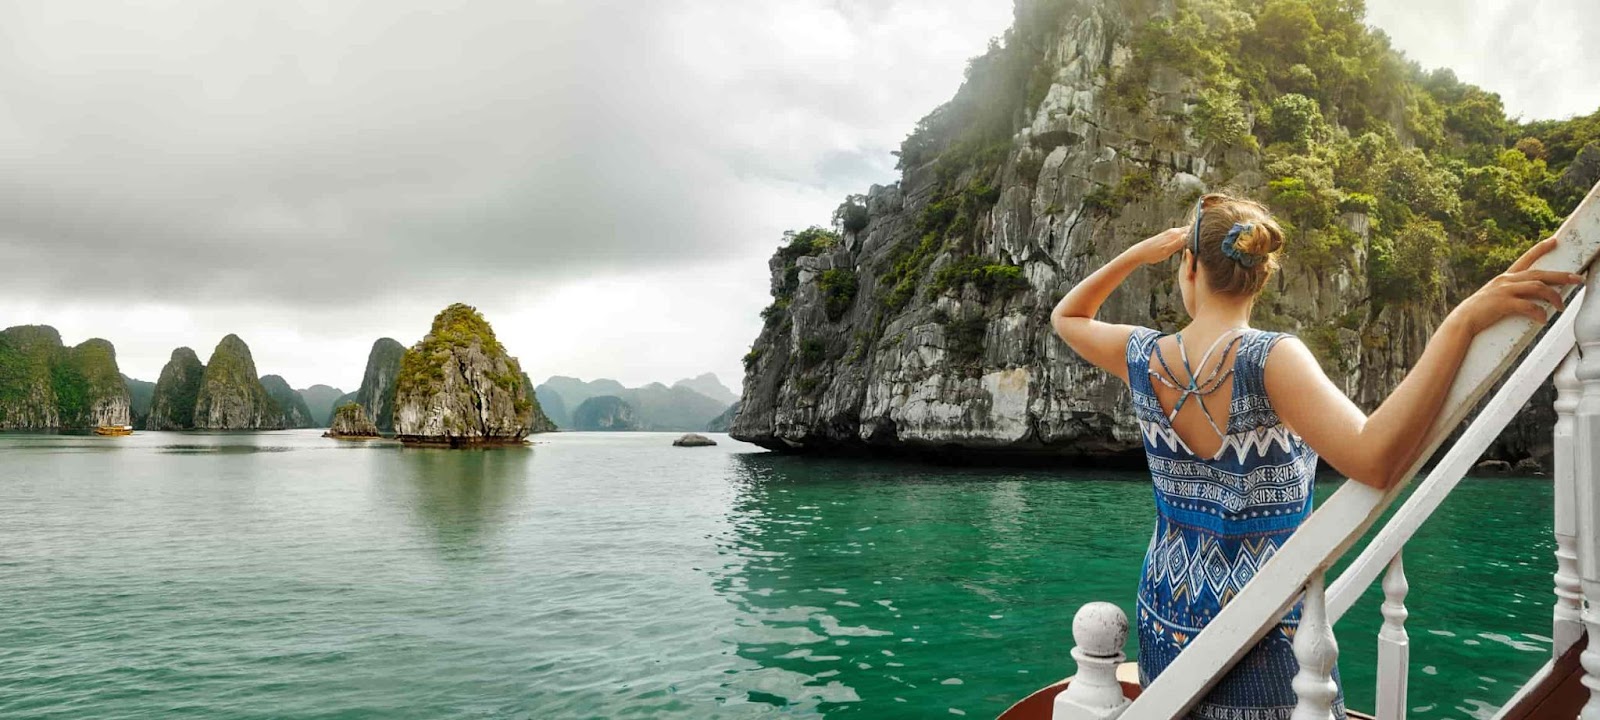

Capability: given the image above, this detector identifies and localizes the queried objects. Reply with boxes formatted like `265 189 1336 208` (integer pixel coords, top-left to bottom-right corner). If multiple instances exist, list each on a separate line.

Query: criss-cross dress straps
1149 329 1245 439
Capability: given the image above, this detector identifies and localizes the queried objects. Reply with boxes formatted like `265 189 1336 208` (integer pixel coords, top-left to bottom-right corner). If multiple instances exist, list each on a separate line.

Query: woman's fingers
1508 236 1559 273
1509 299 1550 323
1504 280 1566 309
1502 269 1586 286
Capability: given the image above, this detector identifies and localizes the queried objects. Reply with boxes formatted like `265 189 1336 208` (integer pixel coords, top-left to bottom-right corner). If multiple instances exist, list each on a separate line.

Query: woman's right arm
1265 236 1583 490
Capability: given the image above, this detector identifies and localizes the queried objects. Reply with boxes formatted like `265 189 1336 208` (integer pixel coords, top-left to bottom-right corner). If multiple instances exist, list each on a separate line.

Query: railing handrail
1326 289 1583 623
1121 180 1600 719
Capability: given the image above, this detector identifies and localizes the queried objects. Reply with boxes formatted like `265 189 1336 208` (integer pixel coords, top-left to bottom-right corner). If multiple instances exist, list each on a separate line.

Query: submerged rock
355 338 405 432
571 395 637 431
260 375 315 428
147 347 205 430
324 403 381 438
193 335 282 430
673 433 716 447
392 304 536 446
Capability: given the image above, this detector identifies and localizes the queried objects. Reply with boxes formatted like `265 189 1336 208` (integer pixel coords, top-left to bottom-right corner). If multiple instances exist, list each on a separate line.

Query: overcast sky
1 1 1596 392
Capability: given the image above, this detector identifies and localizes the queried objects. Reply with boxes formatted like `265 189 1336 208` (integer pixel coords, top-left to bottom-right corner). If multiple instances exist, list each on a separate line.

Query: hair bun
1233 222 1283 256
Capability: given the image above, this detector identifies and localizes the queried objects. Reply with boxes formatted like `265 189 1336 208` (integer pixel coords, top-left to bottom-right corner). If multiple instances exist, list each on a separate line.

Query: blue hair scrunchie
1221 223 1260 267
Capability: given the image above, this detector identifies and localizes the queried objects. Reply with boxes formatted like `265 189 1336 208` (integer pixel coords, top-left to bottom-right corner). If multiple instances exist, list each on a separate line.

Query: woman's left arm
1051 226 1188 382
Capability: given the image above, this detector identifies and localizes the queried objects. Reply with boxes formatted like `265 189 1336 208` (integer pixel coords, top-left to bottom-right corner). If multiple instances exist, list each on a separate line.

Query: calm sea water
0 430 1557 719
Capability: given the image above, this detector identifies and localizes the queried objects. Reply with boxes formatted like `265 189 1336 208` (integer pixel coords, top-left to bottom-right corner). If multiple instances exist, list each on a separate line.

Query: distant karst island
1 303 741 445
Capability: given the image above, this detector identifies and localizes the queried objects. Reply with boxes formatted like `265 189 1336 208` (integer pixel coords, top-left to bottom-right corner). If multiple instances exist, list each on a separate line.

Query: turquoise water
0 431 1557 718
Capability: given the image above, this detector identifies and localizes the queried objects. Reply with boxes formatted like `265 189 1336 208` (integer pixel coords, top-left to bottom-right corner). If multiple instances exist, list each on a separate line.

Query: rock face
261 375 315 428
147 347 205 430
124 375 156 428
730 0 1588 466
571 395 638 431
355 338 405 432
392 303 543 445
59 339 133 428
325 403 380 438
193 335 282 430
296 384 346 426
522 372 558 434
0 325 131 429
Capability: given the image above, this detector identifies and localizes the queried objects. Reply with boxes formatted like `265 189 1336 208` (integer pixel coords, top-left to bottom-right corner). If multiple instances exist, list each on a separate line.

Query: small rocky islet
391 303 551 446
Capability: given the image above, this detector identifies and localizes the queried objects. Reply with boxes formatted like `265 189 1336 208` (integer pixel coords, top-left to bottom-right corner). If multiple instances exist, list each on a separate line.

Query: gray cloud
0 0 1013 387
0 1 1012 307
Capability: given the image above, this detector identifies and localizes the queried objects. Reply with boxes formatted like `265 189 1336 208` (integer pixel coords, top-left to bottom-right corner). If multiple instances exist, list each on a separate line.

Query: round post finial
1054 602 1130 720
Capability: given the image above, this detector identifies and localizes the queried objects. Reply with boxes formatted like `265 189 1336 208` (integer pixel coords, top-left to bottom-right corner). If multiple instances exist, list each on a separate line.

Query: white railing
1051 180 1600 720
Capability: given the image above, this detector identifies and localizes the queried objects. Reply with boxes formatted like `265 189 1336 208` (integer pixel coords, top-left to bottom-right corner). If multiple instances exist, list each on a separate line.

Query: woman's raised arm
1052 227 1188 382
1265 236 1584 490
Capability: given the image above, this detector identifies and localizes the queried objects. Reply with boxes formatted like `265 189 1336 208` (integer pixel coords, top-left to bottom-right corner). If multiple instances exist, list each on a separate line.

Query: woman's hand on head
1447 236 1585 335
1128 227 1189 265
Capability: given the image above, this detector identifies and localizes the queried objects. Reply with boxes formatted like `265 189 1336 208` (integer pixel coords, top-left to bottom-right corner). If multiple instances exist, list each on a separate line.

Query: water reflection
379 446 532 560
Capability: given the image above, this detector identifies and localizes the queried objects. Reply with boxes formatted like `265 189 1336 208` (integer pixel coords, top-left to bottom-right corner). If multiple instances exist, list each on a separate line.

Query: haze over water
0 431 1558 718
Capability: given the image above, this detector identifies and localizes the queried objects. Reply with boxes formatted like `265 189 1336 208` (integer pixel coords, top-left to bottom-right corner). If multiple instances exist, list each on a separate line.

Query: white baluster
1555 350 1583 657
1291 570 1338 720
1054 602 1130 720
1376 552 1409 720
1573 267 1600 720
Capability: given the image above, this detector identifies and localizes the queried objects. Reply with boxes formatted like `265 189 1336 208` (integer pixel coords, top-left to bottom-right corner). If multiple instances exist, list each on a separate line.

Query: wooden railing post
1556 350 1584 658
1053 602 1130 720
1375 552 1409 720
1572 266 1600 720
1291 571 1338 720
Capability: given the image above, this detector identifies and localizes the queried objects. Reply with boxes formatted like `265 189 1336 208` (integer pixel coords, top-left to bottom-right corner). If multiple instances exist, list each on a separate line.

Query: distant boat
94 425 133 436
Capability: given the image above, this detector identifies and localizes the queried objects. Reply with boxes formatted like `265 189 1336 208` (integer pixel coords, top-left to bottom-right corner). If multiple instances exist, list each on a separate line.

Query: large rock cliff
193 335 283 430
260 375 315 428
392 303 549 445
147 347 206 430
732 0 1598 466
355 338 405 432
0 326 131 429
58 339 133 428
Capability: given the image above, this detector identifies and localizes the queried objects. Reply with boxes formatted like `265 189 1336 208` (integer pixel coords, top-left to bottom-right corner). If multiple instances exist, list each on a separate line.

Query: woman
1051 192 1582 716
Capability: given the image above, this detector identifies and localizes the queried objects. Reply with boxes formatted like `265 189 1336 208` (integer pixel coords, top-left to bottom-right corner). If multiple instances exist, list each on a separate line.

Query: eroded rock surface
392 304 541 445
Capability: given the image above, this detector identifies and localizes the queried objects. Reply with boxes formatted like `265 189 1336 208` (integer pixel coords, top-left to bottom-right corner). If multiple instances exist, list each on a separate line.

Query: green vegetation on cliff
393 303 536 442
0 326 131 428
148 347 205 430
193 335 281 430
260 375 314 428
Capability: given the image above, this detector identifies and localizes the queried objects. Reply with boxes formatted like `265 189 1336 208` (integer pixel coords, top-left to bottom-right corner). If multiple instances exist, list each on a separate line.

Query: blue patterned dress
1125 327 1345 719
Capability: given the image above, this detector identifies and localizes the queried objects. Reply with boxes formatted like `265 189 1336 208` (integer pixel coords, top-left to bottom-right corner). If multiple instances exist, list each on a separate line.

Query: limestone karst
571 395 638 431
324 403 380 439
260 375 315 429
192 335 282 430
296 384 346 426
146 347 206 430
534 374 734 431
729 0 1599 468
354 338 405 432
392 303 552 445
0 325 131 429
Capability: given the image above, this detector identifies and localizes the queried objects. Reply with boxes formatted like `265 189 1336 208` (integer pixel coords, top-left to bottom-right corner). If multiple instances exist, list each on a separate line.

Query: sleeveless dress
1125 327 1346 720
